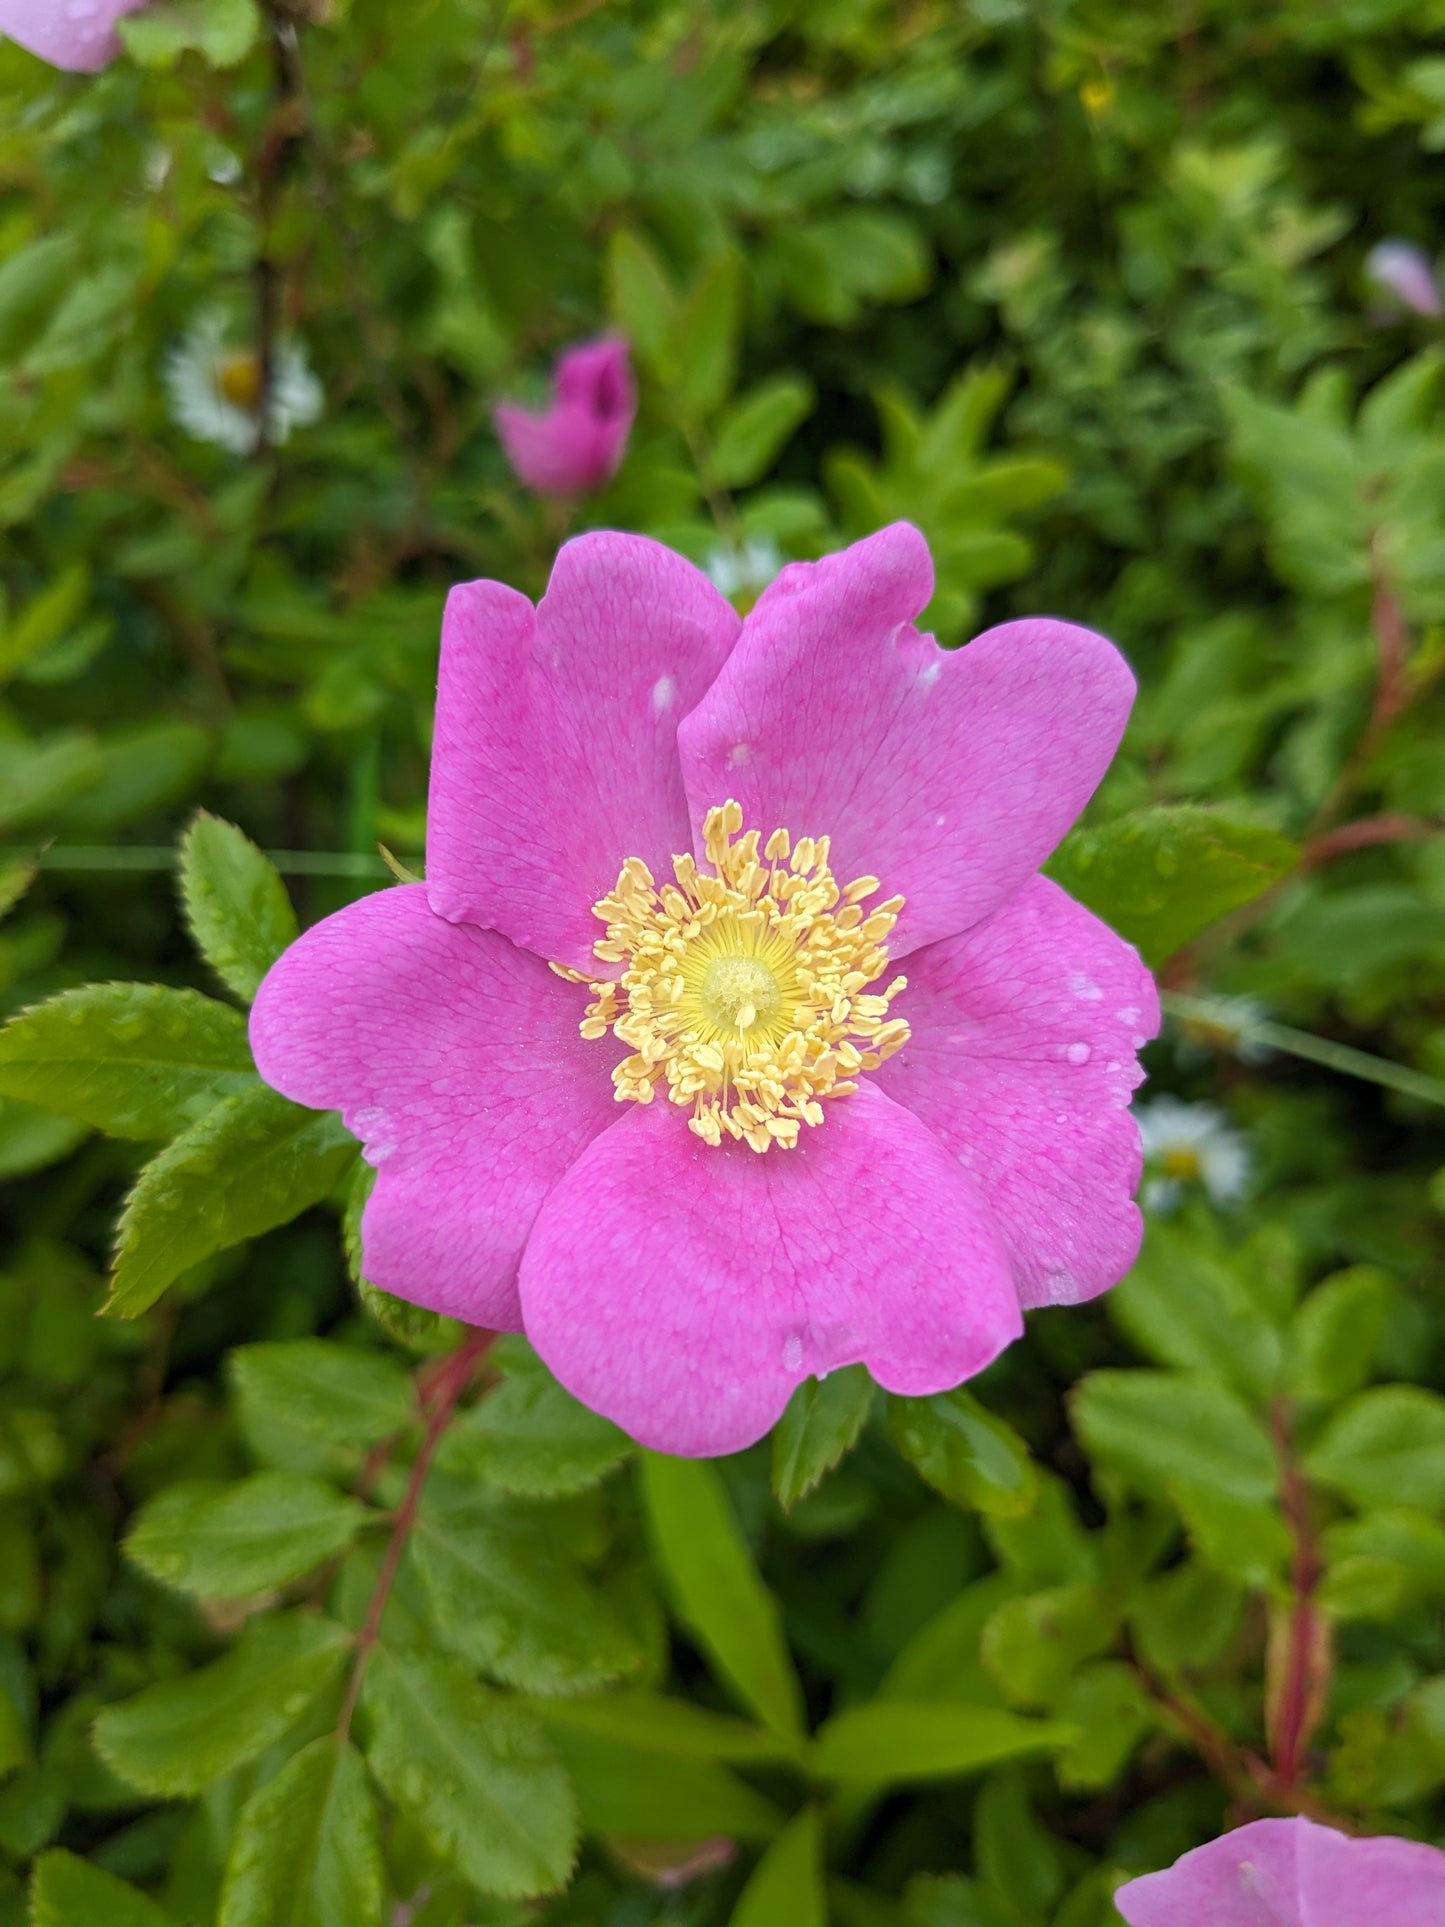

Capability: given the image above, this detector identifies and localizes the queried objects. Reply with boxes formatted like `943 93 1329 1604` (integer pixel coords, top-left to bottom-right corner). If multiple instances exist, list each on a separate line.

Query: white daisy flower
164 312 323 455
1135 1096 1250 1213
704 536 785 604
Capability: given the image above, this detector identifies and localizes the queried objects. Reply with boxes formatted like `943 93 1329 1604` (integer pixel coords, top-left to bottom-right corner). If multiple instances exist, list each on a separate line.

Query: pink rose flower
250 523 1156 1456
1115 1816 1445 1926
493 335 636 497
0 0 145 71
1364 240 1442 319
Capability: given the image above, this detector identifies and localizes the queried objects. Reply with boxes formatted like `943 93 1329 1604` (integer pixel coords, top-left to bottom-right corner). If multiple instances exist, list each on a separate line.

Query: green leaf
1054 1663 1154 1792
529 1690 797 1763
640 1454 804 1738
537 1719 784 1841
605 230 676 375
1070 1370 1277 1504
411 1493 644 1694
229 1341 414 1451
56 721 210 834
435 1341 632 1496
880 1575 1018 1707
179 812 298 1004
903 1873 1008 1927
1131 1562 1243 1674
0 1100 87 1180
1286 1267 1395 1404
811 1700 1072 1789
1169 1480 1290 1590
0 985 254 1141
117 0 261 68
362 1649 576 1898
125 1473 367 1600
93 1613 351 1797
0 565 90 685
974 1769 1065 1921
730 1808 825 1927
917 365 1012 470
30 1850 176 1927
218 1737 383 1927
673 250 743 421
887 1390 1037 1517
1319 1510 1445 1622
1046 805 1299 965
108 1086 357 1317
0 859 33 922
979 1586 1114 1707
0 1686 26 1780
1109 1221 1283 1399
0 733 100 831
0 1410 64 1496
0 235 80 364
710 376 816 490
772 1367 875 1511
1304 1386 1445 1510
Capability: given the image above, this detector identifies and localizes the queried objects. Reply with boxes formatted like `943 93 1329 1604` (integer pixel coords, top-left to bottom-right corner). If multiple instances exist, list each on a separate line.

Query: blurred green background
1 2 1444 1923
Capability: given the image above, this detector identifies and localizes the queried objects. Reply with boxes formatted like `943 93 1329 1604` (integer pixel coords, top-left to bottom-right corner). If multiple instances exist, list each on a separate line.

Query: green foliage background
1 0 1445 1921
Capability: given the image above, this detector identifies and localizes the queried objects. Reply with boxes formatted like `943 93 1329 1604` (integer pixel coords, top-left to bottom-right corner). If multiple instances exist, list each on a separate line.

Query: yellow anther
568 799 910 1153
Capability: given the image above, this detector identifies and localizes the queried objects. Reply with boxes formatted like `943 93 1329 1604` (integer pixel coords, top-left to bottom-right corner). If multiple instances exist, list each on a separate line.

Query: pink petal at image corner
0 0 145 71
1114 1815 1445 1927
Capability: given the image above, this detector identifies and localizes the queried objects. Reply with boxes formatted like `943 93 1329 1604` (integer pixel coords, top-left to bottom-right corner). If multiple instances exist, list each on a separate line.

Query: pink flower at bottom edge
249 522 1158 1457
1114 1815 1445 1926
0 0 145 71
493 334 636 497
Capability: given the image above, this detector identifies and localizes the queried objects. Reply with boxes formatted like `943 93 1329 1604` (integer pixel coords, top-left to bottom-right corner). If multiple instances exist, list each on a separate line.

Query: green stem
12 845 389 879
1163 991 1445 1110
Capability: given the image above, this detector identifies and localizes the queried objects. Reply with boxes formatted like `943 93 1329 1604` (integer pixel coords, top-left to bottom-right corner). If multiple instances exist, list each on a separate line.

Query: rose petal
250 884 616 1327
519 1080 1021 1457
1301 1823 1445 1926
427 534 740 973
1115 1818 1445 1927
678 522 1135 956
0 0 143 70
874 875 1157 1309
1115 1818 1304 1926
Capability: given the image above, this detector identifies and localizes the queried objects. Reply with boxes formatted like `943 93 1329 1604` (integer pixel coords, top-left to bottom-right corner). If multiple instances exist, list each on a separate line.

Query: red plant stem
1129 1652 1348 1827
336 1327 494 1741
1270 1398 1324 1790
1303 812 1441 866
1306 543 1416 842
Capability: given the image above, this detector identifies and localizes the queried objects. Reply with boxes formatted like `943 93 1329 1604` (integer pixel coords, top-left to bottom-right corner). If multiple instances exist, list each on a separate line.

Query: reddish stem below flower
1268 1397 1328 1791
336 1326 494 1743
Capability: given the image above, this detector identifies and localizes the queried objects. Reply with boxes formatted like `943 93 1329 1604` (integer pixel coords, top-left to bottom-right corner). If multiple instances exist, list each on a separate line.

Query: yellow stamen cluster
569 800 909 1153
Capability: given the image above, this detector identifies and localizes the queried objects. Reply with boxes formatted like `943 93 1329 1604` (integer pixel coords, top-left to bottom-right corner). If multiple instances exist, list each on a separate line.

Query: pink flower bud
1365 239 1442 318
493 335 636 497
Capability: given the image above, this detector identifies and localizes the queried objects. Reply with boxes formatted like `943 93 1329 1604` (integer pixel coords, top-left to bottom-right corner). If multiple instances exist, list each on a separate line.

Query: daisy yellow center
217 350 263 412
1161 1147 1203 1182
559 799 910 1153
